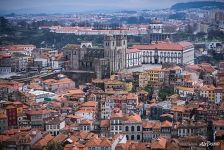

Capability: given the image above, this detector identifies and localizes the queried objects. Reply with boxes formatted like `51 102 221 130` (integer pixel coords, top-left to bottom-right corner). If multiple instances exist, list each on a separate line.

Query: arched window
178 52 181 57
137 135 140 140
126 135 129 140
131 126 134 131
125 126 129 131
131 135 135 140
137 126 141 131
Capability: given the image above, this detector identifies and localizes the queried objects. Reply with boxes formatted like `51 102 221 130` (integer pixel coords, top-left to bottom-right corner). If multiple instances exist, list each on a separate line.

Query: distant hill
171 1 224 10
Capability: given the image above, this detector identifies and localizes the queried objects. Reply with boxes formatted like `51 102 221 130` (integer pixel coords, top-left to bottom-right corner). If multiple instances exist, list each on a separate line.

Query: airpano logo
199 141 220 147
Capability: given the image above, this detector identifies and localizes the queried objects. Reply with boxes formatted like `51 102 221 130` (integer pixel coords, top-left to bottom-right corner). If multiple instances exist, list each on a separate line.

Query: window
126 135 129 140
115 126 118 131
178 52 181 57
137 126 141 131
131 126 134 131
125 126 129 131
131 135 135 140
137 135 140 140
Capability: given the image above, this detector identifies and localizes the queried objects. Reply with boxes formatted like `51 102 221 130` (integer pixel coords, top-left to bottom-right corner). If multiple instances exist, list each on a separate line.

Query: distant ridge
171 1 224 10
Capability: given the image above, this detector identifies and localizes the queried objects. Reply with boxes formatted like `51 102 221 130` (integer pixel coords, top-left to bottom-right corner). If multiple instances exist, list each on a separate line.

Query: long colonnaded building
126 41 194 68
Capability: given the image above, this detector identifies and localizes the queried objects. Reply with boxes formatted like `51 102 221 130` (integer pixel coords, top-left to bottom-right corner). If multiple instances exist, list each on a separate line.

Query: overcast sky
0 0 215 14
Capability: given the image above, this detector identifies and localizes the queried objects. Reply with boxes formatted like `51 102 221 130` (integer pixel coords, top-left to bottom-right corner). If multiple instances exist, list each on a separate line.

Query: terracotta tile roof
116 141 151 150
0 135 10 142
161 120 173 128
63 44 80 50
142 120 161 129
86 137 112 147
26 109 54 115
127 48 140 54
33 133 54 148
66 114 82 119
186 63 216 74
5 105 16 109
86 137 101 146
0 80 22 90
213 119 224 126
111 108 123 118
132 41 193 51
106 93 138 101
73 131 98 140
52 133 68 143
64 142 85 150
67 135 79 143
200 84 215 91
80 101 97 107
176 86 194 92
100 119 110 127
4 45 35 51
80 119 93 125
43 78 74 85
100 138 112 146
76 109 95 113
124 114 142 122
171 105 186 112
151 137 167 149
0 113 7 119
66 89 84 95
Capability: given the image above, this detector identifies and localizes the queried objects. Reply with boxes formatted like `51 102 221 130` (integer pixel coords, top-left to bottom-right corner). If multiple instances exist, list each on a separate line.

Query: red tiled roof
127 48 140 54
132 41 192 51
100 119 110 127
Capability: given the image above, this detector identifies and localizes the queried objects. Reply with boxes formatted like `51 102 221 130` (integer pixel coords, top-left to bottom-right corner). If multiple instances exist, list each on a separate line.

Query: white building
45 117 65 136
132 41 194 65
126 48 142 68
75 109 95 120
175 86 194 98
0 67 11 74
29 90 57 103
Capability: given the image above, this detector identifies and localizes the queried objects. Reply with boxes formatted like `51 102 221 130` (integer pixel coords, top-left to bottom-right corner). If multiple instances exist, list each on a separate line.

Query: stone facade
104 35 127 73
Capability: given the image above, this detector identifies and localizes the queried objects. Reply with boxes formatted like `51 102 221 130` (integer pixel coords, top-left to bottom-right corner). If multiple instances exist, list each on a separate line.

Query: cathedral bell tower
104 34 127 73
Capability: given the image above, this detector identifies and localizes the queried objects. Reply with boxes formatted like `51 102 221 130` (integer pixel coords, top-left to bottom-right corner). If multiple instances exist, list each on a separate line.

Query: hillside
171 1 224 10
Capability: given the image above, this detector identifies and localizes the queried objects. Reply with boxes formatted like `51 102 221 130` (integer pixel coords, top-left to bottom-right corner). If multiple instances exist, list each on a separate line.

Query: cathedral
104 35 127 73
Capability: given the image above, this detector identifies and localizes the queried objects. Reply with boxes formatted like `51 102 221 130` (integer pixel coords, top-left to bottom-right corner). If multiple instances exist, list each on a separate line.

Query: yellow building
146 68 162 82
199 85 223 103
124 82 133 92
104 79 127 94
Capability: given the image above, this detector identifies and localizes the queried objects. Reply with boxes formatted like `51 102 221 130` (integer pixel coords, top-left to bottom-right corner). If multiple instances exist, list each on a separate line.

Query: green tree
46 141 63 150
158 87 174 101
144 82 154 95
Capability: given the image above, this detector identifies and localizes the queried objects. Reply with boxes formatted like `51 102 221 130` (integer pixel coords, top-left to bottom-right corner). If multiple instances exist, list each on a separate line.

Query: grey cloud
0 0 214 13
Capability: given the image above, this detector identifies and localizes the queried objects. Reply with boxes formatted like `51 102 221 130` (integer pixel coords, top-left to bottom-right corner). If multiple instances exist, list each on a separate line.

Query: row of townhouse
99 108 207 142
100 93 139 119
132 65 182 91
